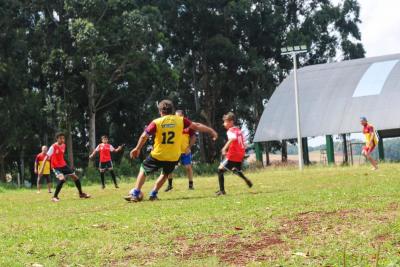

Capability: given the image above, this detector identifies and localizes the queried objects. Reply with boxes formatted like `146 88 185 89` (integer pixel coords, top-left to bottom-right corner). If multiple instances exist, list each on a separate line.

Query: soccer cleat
164 185 173 192
124 192 143 202
115 185 119 189
149 195 159 201
101 185 105 189
245 179 253 188
215 190 226 196
79 193 91 199
188 186 194 190
51 197 60 202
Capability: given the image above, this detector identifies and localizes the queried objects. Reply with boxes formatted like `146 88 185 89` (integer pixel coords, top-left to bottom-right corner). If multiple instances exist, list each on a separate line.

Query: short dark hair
55 132 65 139
158 99 175 115
101 135 109 139
175 109 184 116
223 112 235 122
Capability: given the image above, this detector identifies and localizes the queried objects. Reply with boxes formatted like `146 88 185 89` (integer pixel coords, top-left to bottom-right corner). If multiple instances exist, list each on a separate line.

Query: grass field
1 164 400 266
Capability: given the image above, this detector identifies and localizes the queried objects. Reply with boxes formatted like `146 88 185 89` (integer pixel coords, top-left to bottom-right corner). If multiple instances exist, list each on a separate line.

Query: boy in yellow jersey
165 110 197 191
360 117 379 170
34 146 52 193
124 100 218 202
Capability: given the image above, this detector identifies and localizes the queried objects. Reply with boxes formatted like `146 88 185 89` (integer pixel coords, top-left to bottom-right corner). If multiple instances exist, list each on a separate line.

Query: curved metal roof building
254 53 400 142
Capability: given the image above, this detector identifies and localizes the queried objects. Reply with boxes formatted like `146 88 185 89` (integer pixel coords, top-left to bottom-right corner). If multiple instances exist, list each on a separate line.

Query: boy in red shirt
39 132 91 202
216 112 252 196
34 146 52 193
89 135 123 189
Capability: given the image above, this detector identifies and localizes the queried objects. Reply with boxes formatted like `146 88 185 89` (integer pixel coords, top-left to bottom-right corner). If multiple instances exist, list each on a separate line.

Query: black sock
218 170 225 192
110 170 117 186
189 181 193 187
100 172 105 187
233 169 249 181
54 180 65 198
74 179 83 194
168 178 173 187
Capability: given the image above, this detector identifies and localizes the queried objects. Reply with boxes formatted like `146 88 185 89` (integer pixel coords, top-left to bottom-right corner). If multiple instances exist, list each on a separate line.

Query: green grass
1 164 400 266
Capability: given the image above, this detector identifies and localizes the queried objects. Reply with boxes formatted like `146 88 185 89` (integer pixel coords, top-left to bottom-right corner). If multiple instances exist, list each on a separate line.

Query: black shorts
220 159 242 171
53 166 75 176
99 161 113 170
39 174 51 183
141 156 178 175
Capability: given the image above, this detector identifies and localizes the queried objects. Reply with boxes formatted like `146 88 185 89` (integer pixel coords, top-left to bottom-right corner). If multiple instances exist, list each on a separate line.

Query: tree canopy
0 0 365 180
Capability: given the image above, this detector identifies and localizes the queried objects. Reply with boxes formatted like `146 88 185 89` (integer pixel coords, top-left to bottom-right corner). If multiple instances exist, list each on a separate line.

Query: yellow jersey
36 153 50 175
150 115 184 161
363 124 379 147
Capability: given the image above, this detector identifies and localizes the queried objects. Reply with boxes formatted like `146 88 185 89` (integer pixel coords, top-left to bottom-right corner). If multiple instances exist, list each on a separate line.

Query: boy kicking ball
124 99 218 202
216 112 252 196
89 135 123 189
39 132 91 202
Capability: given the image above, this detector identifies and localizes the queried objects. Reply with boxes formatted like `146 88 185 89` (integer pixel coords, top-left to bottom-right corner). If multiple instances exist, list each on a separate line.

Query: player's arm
189 122 218 140
130 132 149 159
89 145 99 159
114 144 124 152
34 157 38 174
221 139 233 155
186 133 197 154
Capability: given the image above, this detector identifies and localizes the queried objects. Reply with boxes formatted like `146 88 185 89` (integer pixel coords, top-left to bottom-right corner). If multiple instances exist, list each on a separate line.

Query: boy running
124 100 218 202
360 117 379 170
216 112 252 196
34 146 52 193
89 135 123 189
165 110 197 191
39 132 91 202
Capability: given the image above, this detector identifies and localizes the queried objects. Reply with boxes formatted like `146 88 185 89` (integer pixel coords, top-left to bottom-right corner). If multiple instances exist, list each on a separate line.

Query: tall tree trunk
88 69 96 153
193 60 206 163
0 153 6 182
19 149 25 187
66 120 74 168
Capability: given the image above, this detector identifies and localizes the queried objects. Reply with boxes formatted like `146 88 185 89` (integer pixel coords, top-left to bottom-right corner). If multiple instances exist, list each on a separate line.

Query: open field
1 164 400 266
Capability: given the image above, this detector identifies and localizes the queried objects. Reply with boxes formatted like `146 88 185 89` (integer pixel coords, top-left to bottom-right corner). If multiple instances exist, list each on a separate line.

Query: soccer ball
129 189 144 201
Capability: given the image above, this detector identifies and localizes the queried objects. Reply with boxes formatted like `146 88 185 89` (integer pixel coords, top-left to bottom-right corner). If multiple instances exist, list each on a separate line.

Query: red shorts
363 145 376 155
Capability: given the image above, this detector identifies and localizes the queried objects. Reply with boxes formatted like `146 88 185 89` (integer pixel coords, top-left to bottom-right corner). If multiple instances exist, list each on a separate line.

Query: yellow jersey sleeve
150 115 184 161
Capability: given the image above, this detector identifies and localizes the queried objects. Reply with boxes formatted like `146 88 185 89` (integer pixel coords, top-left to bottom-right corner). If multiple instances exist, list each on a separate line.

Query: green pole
326 135 335 164
378 136 385 161
302 137 310 165
255 143 263 166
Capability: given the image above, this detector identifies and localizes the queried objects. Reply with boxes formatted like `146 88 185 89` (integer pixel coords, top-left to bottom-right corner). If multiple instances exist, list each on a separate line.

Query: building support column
302 137 310 165
378 136 385 161
326 135 335 164
342 134 349 165
255 143 263 166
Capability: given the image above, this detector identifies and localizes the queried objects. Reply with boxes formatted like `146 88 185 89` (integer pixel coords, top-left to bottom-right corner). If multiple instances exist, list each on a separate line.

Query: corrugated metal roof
254 53 400 142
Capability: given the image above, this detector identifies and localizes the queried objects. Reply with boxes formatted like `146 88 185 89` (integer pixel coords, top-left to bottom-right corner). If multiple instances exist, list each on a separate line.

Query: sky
307 0 400 147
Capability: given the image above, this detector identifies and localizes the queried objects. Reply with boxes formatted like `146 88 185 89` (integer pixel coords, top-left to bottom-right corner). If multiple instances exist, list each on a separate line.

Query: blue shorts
180 153 192 166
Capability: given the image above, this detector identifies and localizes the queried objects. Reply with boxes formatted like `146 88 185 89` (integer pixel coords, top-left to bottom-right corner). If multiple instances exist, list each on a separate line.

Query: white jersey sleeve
95 145 100 152
109 145 115 152
227 130 237 140
47 145 54 157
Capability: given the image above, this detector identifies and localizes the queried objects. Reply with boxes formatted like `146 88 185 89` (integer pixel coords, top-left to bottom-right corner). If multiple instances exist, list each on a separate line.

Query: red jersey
47 143 67 168
95 143 115 162
226 127 245 162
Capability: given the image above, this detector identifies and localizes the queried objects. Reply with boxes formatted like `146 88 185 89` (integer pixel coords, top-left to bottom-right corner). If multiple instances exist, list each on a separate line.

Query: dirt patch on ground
174 232 285 266
174 204 399 266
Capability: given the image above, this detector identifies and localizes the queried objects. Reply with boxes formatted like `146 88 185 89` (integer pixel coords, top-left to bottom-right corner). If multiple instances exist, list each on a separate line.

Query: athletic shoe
79 193 91 199
149 195 159 201
245 179 253 188
188 186 194 190
115 185 119 189
123 195 142 202
48 191 52 194
215 190 226 196
51 197 60 202
164 185 173 192
101 185 105 189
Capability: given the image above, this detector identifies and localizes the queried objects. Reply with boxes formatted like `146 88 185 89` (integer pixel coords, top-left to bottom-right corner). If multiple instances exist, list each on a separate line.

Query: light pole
281 45 308 170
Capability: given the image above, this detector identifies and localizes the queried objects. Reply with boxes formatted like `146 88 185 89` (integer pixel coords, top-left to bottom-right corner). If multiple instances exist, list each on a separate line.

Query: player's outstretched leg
100 171 106 189
216 168 226 196
71 174 91 199
165 175 173 192
52 177 65 202
125 169 147 202
150 173 169 201
232 168 253 188
110 170 119 188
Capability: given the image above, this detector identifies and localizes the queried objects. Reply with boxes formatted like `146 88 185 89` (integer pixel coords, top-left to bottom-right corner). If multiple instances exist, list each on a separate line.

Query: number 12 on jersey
162 131 175 144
